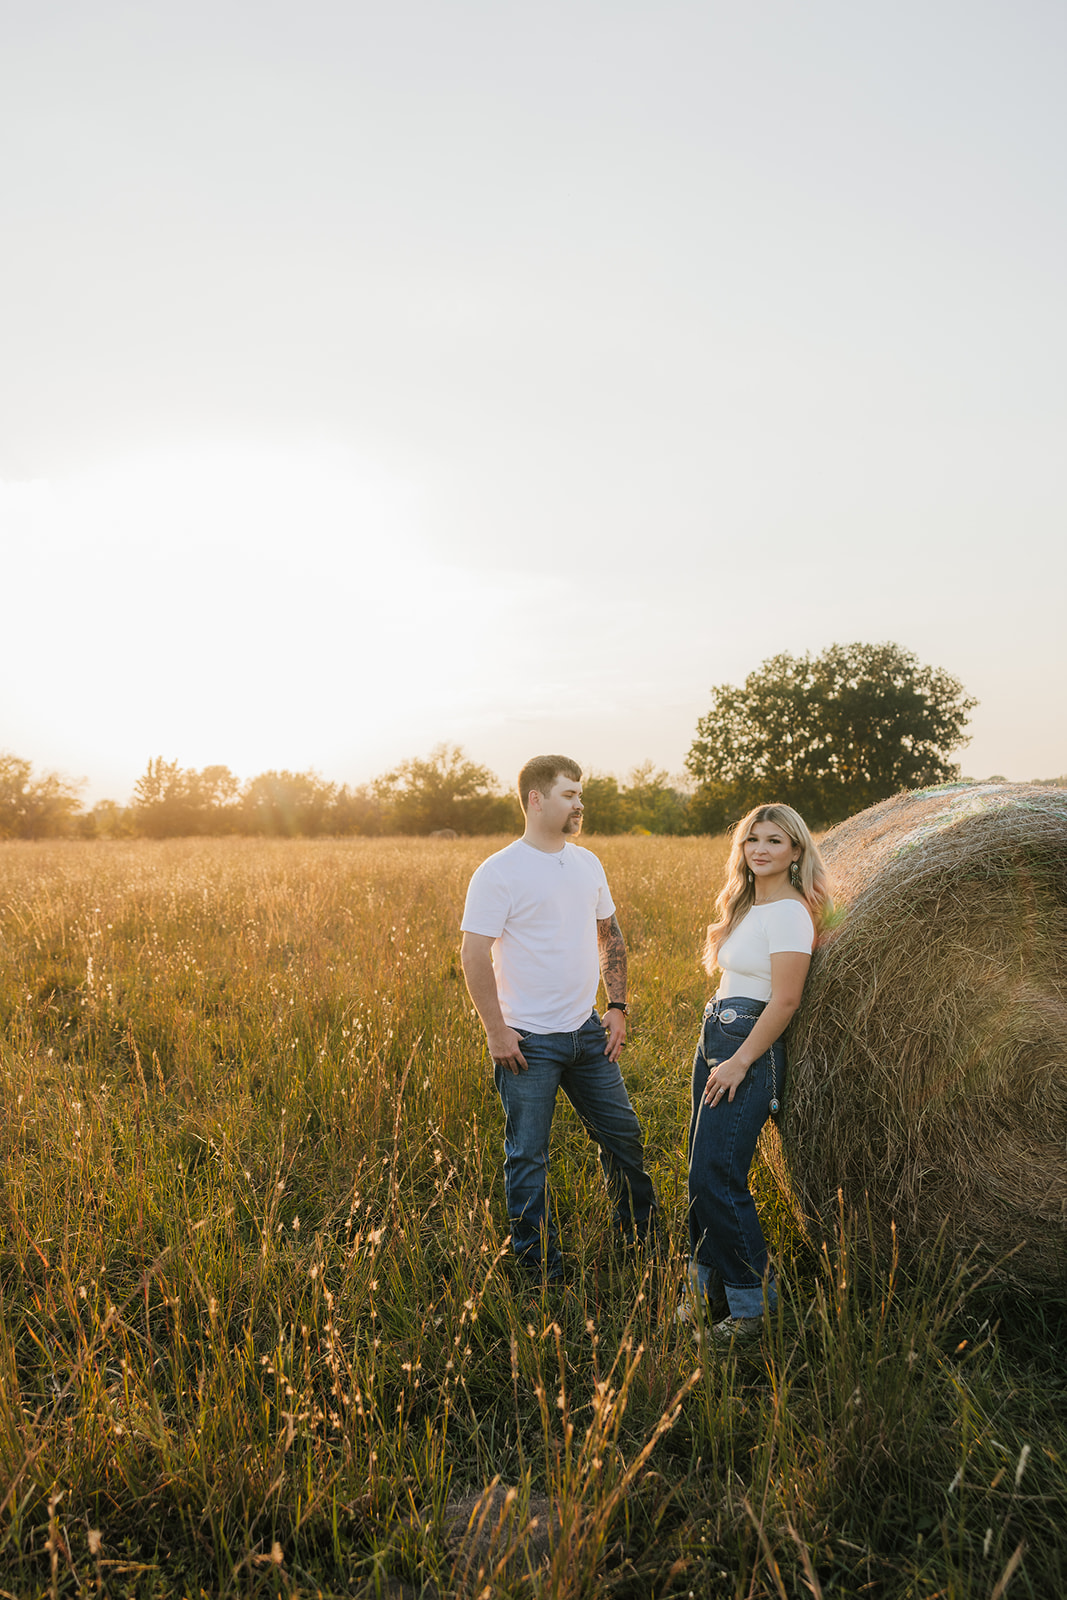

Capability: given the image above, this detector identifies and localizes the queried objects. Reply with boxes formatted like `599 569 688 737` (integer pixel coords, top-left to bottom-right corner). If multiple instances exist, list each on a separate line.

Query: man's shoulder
467 839 525 881
462 841 525 932
564 842 609 879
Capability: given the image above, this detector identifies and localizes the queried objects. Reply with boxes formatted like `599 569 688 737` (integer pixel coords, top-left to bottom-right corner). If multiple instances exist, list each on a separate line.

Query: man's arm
460 931 528 1074
596 913 628 1063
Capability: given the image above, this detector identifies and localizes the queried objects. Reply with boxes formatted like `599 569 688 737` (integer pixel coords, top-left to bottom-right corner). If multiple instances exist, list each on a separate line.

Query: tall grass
0 836 1064 1598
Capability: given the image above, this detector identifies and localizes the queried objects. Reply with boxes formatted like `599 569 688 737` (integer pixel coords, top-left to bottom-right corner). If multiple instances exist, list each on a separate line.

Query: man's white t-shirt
461 839 615 1033
715 899 815 1002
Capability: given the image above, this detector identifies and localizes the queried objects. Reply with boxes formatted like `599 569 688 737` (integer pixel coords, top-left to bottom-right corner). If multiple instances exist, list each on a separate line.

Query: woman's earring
746 868 754 884
790 860 800 887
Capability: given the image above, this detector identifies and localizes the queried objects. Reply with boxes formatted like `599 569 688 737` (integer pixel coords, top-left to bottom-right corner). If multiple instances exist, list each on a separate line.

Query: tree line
3 642 1052 842
0 745 699 840
0 747 507 841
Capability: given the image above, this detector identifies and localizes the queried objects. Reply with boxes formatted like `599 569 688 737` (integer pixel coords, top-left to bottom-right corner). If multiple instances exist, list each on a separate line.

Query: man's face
536 774 584 837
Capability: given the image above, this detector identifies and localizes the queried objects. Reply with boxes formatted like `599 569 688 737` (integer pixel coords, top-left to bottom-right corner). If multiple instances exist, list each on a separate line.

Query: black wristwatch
606 1001 629 1015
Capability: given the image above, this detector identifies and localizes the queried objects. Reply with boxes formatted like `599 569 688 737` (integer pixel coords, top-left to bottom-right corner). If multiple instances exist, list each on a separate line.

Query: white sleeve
461 861 510 938
591 854 616 920
766 900 815 955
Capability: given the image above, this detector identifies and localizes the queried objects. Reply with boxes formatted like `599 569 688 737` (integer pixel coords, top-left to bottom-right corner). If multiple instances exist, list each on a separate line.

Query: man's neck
521 825 568 855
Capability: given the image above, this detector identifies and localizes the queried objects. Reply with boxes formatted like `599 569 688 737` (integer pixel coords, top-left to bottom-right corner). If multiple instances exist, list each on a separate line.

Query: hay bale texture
775 783 1067 1290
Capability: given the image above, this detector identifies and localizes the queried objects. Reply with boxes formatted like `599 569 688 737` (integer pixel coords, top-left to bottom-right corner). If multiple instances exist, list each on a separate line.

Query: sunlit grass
0 837 1064 1598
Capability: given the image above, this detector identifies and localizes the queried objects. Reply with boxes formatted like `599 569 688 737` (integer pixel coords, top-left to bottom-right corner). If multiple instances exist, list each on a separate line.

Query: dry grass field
0 836 1064 1599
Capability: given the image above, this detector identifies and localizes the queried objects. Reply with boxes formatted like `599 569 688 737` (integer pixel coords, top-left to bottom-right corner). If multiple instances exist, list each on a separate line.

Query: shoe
677 1297 732 1352
708 1314 763 1345
674 1290 728 1327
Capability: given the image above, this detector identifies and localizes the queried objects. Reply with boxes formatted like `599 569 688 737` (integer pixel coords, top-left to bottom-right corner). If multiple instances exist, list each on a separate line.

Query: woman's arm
704 950 811 1106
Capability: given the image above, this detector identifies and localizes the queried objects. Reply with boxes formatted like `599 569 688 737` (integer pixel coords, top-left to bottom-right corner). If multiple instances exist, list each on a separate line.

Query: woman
685 803 832 1345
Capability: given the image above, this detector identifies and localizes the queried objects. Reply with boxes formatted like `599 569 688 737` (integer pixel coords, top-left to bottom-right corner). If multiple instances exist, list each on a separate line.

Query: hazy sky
2 1 1064 803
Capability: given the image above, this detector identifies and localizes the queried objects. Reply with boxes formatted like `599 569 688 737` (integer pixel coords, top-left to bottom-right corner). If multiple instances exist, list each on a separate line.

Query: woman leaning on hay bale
682 804 833 1346
779 782 1067 1290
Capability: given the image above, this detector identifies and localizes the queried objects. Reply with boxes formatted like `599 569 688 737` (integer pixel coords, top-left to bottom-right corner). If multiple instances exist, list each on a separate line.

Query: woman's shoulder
757 896 816 948
759 894 814 922
734 897 812 927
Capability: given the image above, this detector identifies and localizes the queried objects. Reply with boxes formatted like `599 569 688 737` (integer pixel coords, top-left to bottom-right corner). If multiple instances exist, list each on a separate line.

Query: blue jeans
494 1011 658 1278
688 998 783 1318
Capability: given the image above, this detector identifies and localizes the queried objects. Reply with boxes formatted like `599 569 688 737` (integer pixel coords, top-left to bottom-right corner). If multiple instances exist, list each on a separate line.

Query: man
460 754 658 1280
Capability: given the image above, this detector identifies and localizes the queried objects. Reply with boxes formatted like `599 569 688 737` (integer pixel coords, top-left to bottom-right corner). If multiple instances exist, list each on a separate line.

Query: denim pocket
717 1010 758 1041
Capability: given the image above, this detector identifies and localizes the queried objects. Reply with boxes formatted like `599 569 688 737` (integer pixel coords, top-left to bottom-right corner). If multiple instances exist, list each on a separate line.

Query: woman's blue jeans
688 998 783 1318
494 1011 658 1278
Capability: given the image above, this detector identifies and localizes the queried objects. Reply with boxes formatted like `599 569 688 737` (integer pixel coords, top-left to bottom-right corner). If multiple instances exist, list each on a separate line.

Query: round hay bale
770 782 1067 1291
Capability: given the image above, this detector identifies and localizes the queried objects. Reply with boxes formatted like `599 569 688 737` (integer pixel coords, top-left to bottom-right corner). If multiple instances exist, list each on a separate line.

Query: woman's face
743 819 801 881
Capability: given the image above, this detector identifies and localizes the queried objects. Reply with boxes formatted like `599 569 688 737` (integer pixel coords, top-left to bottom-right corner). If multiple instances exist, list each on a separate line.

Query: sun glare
2 445 458 782
1 443 591 795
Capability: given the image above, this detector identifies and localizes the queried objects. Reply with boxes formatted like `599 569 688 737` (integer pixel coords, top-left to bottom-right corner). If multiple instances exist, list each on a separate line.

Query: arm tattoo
596 914 628 1004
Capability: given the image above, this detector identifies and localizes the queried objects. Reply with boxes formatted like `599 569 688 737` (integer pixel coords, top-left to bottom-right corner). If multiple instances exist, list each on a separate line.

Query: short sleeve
461 861 511 938
590 854 616 920
765 900 815 955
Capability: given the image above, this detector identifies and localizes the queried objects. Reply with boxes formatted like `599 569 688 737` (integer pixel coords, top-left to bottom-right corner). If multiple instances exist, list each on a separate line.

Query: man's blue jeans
494 1011 658 1278
688 998 783 1318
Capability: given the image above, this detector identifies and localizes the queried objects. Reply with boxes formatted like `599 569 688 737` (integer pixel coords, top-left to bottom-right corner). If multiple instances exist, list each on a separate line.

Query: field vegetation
0 836 1064 1598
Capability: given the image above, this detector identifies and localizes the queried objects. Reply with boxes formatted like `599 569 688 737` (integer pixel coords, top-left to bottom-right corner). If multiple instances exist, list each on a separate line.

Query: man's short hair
517 754 582 815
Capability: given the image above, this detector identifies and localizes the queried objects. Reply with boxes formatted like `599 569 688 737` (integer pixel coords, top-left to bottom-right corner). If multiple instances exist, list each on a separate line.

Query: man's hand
489 1026 528 1075
602 1007 626 1063
460 931 529 1074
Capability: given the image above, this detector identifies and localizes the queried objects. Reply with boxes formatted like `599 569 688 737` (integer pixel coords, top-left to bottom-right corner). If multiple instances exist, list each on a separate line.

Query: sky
2 0 1064 804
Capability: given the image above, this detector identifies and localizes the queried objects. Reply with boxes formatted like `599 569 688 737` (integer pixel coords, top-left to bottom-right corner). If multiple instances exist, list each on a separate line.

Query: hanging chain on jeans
715 1001 781 1117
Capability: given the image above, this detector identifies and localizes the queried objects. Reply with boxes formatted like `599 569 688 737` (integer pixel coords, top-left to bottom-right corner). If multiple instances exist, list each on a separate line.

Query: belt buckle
719 1007 737 1024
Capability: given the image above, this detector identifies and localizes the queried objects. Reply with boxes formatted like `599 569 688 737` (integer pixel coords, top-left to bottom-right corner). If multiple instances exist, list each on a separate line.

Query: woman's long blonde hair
702 803 833 974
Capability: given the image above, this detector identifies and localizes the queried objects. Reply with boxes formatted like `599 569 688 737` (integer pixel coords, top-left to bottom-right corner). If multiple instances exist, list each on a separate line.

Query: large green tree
685 642 977 830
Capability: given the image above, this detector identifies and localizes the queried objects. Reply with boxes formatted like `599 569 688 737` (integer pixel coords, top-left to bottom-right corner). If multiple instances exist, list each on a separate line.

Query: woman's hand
704 1053 750 1105
703 951 811 1108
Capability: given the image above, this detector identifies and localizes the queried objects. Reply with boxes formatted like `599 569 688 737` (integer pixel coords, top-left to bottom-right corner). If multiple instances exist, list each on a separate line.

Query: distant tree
330 783 386 836
78 799 136 839
579 773 629 834
196 765 242 828
375 744 519 835
0 753 83 839
576 766 693 835
686 778 756 838
621 762 692 834
241 771 338 837
686 642 977 830
133 758 194 836
132 759 241 836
